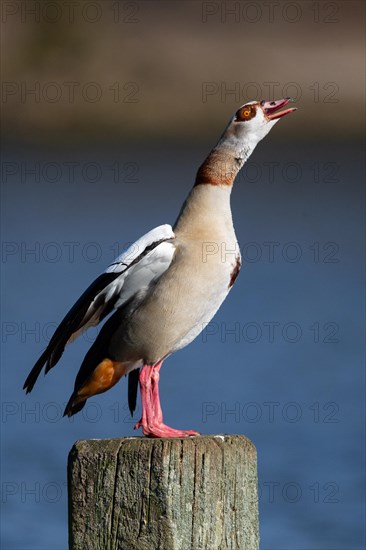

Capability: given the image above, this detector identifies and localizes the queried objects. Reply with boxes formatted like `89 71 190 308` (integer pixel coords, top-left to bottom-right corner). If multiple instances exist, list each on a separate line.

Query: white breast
122 184 241 362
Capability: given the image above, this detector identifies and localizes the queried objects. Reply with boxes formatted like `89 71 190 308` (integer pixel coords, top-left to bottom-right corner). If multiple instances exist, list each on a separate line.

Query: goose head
195 98 297 187
220 97 297 153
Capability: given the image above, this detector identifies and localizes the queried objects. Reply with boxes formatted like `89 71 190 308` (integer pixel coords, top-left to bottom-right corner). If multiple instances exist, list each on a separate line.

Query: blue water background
1 140 365 549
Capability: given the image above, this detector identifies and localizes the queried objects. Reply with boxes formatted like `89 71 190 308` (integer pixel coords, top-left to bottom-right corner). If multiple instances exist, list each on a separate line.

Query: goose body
24 98 296 437
125 184 239 363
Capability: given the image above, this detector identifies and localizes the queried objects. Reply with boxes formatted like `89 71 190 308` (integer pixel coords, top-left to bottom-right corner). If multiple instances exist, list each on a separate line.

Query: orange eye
236 105 257 121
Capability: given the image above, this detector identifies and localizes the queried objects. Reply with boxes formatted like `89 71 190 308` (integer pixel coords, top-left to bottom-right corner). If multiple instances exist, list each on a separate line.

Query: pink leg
150 361 163 423
134 361 199 438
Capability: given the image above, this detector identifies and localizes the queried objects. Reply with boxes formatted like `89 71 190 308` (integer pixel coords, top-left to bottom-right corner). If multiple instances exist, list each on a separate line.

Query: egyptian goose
24 98 296 438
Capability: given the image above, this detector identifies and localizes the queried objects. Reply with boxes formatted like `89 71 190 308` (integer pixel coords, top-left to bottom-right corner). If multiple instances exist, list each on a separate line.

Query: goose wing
24 224 176 393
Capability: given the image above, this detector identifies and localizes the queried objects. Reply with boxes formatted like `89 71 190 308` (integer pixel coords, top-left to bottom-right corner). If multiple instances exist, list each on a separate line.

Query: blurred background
1 1 365 548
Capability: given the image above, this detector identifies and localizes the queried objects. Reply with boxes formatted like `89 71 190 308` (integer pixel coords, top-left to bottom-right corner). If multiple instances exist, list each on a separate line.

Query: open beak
261 98 297 120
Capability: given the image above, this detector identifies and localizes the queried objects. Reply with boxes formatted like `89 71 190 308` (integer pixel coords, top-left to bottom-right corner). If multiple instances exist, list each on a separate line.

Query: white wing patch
105 224 174 274
69 225 176 341
113 241 175 308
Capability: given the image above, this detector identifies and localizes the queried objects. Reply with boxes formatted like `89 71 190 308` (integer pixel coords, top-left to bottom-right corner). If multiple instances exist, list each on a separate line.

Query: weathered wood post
68 435 258 550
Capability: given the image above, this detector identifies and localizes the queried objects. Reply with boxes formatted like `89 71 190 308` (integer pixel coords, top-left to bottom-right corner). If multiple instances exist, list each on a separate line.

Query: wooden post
68 435 258 550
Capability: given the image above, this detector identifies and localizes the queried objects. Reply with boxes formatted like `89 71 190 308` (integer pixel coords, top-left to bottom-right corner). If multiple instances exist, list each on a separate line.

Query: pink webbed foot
134 418 199 438
134 362 200 438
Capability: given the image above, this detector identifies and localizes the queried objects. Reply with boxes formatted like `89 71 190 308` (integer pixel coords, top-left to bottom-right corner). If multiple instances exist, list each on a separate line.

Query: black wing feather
24 233 174 396
128 369 140 416
23 272 119 393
